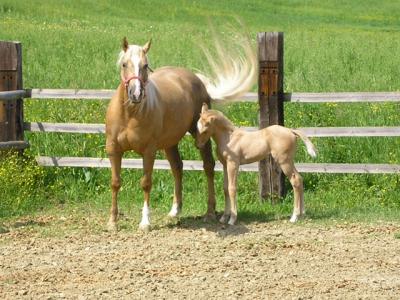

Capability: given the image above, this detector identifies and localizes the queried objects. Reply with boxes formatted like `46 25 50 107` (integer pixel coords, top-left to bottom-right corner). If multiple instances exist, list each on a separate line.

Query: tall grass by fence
1 34 400 201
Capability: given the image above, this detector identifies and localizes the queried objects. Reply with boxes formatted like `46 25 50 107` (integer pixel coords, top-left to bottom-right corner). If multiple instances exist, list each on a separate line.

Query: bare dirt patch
1 217 399 299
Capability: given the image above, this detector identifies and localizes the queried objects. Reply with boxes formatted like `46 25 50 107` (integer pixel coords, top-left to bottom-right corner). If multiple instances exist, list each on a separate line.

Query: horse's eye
143 64 148 69
122 63 127 68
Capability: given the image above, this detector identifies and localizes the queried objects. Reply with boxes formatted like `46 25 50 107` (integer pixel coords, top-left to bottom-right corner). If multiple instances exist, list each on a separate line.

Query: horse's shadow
162 210 281 237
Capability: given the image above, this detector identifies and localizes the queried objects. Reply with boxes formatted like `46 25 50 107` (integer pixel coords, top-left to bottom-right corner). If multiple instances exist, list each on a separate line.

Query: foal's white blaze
197 119 203 133
168 202 180 217
139 202 150 229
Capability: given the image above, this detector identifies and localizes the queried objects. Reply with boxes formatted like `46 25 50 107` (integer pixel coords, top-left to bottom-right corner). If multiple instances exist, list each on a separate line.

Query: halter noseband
123 75 146 87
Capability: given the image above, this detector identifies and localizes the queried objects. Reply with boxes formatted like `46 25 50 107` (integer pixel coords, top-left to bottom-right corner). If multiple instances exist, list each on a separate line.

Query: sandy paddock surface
1 216 399 299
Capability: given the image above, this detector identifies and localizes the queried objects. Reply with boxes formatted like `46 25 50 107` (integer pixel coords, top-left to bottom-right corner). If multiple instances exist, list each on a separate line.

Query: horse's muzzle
127 86 144 104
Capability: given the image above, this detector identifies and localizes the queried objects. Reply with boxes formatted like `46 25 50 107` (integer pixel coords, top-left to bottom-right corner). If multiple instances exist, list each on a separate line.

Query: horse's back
151 67 210 105
151 66 211 132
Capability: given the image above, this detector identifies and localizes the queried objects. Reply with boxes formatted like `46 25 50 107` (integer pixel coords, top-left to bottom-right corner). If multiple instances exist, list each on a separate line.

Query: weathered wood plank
24 122 106 133
285 92 400 103
299 127 400 137
0 41 24 152
0 141 29 150
0 90 30 101
36 156 400 174
26 89 400 103
30 89 114 99
258 32 285 201
23 122 400 137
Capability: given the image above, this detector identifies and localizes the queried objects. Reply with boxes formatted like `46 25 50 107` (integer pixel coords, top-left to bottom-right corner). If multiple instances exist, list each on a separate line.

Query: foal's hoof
289 214 300 223
219 214 229 224
228 218 237 226
107 221 118 233
139 223 151 233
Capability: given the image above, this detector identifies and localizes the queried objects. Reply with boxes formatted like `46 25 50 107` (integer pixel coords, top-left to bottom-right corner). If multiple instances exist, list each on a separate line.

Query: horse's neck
117 83 157 120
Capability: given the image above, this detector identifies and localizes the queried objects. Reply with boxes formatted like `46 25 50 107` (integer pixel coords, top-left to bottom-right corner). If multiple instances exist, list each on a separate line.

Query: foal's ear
122 37 129 52
143 39 152 53
201 102 209 114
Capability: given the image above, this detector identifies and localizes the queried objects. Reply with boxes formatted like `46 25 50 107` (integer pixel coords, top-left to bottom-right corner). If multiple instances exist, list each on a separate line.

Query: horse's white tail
291 129 317 158
196 30 257 101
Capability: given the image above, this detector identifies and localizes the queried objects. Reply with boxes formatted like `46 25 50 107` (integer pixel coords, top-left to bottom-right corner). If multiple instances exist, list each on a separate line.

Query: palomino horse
106 36 256 231
196 103 317 225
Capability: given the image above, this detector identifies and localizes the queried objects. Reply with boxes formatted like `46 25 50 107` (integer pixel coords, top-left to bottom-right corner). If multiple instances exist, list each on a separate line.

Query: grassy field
0 0 399 226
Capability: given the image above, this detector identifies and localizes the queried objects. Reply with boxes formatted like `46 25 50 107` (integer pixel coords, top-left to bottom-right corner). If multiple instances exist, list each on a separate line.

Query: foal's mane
207 110 235 131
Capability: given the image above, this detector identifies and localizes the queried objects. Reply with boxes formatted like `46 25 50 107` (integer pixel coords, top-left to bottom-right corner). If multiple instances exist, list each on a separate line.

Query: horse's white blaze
168 202 180 217
131 55 141 99
139 202 150 228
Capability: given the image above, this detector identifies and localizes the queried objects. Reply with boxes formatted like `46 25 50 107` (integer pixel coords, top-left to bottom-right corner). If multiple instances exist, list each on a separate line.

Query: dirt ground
1 215 399 300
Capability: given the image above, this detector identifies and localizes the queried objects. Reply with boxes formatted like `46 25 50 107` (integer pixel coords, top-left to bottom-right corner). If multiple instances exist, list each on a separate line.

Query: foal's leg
227 160 239 225
219 164 231 223
165 145 183 217
139 149 156 231
280 161 304 223
107 152 122 231
197 139 217 221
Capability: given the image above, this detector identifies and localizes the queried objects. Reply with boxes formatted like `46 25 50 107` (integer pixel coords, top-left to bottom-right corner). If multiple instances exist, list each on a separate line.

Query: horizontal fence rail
15 89 400 103
0 140 29 150
24 122 400 137
36 156 400 174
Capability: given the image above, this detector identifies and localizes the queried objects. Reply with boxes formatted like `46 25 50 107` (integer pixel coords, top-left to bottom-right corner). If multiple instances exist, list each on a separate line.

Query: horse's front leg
226 160 239 225
219 163 231 224
107 151 122 232
139 149 156 231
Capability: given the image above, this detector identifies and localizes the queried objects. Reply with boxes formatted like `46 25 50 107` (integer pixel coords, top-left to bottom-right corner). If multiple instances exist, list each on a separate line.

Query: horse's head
196 103 216 148
118 37 151 103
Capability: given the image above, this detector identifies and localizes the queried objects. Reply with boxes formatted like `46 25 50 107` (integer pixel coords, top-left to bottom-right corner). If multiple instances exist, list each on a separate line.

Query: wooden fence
1 34 400 201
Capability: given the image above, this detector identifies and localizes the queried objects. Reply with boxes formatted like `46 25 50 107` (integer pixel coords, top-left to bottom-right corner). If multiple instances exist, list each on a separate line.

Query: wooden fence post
0 41 26 153
257 32 285 203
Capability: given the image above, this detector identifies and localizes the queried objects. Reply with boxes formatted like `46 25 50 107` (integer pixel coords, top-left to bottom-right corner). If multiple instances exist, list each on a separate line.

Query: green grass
0 0 399 225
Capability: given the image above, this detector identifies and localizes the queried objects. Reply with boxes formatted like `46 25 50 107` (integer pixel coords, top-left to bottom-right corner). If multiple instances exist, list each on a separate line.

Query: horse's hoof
168 204 181 218
203 213 217 223
107 221 118 232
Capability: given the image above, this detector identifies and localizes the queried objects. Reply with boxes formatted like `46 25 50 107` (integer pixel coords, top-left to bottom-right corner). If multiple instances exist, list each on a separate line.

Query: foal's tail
291 129 317 158
195 26 257 101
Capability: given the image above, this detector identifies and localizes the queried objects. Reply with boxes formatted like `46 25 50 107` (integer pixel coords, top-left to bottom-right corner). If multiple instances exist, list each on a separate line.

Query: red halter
123 75 146 87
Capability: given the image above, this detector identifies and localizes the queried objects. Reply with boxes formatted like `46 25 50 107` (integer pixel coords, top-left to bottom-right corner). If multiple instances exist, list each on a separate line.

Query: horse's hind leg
165 145 183 217
279 161 304 223
107 151 122 232
197 138 216 221
219 164 231 223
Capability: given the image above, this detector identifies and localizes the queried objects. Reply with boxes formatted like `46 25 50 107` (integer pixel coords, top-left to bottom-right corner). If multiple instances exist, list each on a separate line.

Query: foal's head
196 103 217 148
117 37 151 103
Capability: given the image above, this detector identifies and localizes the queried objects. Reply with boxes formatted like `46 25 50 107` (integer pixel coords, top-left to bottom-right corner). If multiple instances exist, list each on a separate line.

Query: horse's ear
122 37 129 52
201 103 209 114
143 39 152 53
